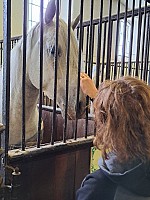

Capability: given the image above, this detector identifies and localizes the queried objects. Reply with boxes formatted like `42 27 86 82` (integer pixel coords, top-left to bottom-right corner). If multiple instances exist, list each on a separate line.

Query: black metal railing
1 1 150 198
77 2 150 85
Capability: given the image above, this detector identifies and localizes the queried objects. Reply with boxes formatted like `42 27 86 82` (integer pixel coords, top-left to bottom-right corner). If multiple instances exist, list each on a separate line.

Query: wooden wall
8 141 92 200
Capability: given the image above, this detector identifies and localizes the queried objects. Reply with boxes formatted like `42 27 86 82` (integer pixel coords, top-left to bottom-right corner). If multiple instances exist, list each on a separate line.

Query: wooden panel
8 143 91 200
74 148 91 193
52 153 75 200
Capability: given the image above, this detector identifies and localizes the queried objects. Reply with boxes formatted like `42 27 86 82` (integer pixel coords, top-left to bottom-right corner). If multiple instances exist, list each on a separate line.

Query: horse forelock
26 18 78 57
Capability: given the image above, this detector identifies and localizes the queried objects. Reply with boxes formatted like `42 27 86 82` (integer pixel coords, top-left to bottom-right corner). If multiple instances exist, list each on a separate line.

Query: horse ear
71 15 80 30
45 0 56 24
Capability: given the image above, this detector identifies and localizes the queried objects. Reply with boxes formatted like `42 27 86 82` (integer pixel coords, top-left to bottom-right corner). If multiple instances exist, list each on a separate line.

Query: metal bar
90 25 95 77
143 13 150 81
113 0 120 79
37 0 43 148
106 0 112 80
108 20 113 79
140 0 147 79
84 26 89 73
88 0 94 78
135 0 142 76
74 0 84 140
0 42 3 66
81 27 84 52
101 22 107 82
121 0 128 76
21 0 27 151
2 0 11 184
85 0 94 139
86 25 95 139
84 26 89 138
96 0 103 88
128 0 135 76
82 6 150 27
63 0 71 143
147 19 150 84
85 95 89 139
52 0 59 145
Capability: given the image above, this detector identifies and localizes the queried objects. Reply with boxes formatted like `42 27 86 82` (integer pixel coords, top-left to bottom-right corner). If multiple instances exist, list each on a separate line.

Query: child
77 74 150 200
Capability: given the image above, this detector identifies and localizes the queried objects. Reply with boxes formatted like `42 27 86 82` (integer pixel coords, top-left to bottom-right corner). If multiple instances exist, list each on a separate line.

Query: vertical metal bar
88 0 94 78
146 19 150 84
81 27 84 52
135 0 142 76
84 26 89 138
85 101 89 139
121 0 128 76
106 0 112 80
0 42 3 66
84 26 89 73
21 0 27 151
85 24 95 139
140 0 147 79
2 0 11 184
63 0 71 143
143 35 149 82
113 0 120 79
52 0 59 145
147 31 150 84
90 25 95 77
37 0 43 148
74 0 84 140
128 0 135 76
85 0 94 139
101 22 107 82
143 13 149 81
96 0 103 88
108 21 113 80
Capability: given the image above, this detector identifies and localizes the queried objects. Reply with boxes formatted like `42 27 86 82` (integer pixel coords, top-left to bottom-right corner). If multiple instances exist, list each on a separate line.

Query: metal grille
0 0 150 198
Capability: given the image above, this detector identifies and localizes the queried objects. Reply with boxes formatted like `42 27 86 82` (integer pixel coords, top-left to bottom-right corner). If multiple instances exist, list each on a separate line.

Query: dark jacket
76 153 150 200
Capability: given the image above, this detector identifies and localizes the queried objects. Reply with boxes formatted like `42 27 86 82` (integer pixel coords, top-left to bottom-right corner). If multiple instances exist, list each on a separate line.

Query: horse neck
10 75 39 124
9 48 40 144
10 41 39 118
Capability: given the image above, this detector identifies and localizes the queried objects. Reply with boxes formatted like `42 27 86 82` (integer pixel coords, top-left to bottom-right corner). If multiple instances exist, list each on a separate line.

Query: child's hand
80 72 98 99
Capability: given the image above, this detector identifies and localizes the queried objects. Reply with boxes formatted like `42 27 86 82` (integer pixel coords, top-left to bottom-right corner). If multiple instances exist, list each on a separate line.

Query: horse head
27 0 86 120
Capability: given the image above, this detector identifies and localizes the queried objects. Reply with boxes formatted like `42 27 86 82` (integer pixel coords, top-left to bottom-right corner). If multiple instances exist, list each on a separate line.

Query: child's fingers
80 72 90 79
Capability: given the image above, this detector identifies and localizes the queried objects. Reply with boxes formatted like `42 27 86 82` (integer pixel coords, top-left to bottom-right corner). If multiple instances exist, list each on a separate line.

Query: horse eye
51 45 55 55
47 45 62 57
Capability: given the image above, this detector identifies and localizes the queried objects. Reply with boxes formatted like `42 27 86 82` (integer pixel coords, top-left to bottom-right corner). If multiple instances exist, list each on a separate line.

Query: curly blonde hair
93 76 150 162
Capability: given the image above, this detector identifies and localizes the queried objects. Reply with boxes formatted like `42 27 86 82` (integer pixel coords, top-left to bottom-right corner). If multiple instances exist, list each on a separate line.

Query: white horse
0 0 86 145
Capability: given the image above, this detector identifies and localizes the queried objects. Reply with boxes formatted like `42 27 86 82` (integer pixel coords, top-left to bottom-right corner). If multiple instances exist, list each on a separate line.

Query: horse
0 0 86 145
